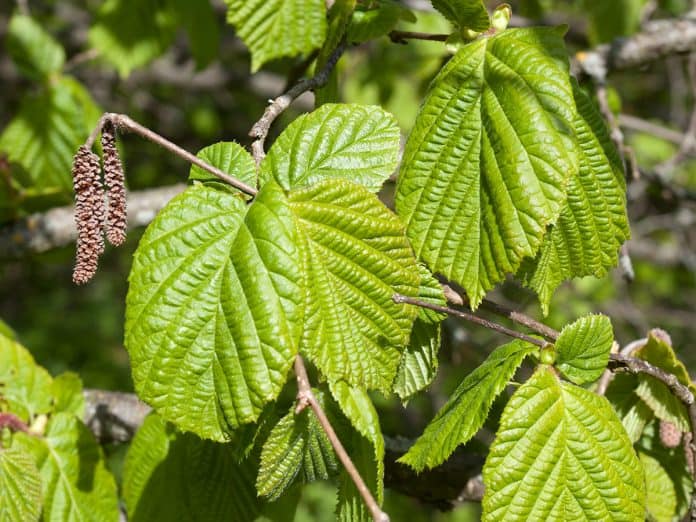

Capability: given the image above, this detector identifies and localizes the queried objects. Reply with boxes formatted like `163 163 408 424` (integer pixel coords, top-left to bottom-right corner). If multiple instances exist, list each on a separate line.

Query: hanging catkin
72 145 105 284
101 121 127 246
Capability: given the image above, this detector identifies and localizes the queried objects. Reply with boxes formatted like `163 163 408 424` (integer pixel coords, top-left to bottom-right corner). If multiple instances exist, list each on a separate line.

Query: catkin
101 121 127 246
659 419 682 448
72 145 105 284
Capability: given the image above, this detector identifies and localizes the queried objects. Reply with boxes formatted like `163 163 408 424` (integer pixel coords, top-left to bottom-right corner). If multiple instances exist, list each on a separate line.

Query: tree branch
86 113 258 197
393 294 548 348
294 355 390 522
0 184 185 259
249 42 347 167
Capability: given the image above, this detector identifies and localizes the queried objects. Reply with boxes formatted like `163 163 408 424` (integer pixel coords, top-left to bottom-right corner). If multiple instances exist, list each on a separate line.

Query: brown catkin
72 145 105 284
659 419 682 448
101 121 127 246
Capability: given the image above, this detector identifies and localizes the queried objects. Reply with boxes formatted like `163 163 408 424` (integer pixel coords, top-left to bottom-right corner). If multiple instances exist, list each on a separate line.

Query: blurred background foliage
1 0 696 519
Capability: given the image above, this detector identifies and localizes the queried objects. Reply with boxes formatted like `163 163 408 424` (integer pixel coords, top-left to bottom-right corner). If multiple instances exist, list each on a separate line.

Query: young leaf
482 366 645 521
329 380 385 504
256 401 337 500
0 332 53 421
0 447 42 522
394 265 447 401
189 141 257 191
88 0 177 77
123 413 262 522
288 178 420 392
12 413 119 522
640 452 677 522
605 373 653 443
633 329 694 432
263 104 401 193
225 0 327 72
7 14 65 81
0 78 100 198
399 340 536 472
125 182 301 440
521 81 630 312
395 27 577 308
430 0 490 33
554 314 613 385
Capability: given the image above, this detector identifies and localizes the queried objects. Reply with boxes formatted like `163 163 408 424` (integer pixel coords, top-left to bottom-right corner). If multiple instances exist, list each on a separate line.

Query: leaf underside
395 27 577 308
483 366 645 521
125 182 301 441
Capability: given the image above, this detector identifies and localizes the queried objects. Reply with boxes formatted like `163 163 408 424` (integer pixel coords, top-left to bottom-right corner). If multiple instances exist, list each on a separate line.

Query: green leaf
50 372 84 417
123 413 261 522
584 0 648 43
0 333 52 421
521 81 630 313
336 432 379 522
168 0 220 69
554 314 613 385
0 447 42 522
482 366 645 521
189 141 257 191
225 0 327 72
314 0 356 106
7 14 65 80
431 0 490 32
13 413 119 522
347 1 409 43
329 380 384 504
88 0 177 77
395 27 577 308
400 340 536 472
256 400 337 501
263 104 401 192
125 182 301 440
633 329 694 432
394 265 446 401
640 452 676 522
0 77 100 197
288 178 419 392
605 373 653 443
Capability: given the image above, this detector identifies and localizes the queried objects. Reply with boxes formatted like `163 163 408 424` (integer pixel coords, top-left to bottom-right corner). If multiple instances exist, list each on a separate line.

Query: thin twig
619 114 686 145
15 0 29 15
393 294 548 348
0 412 29 433
441 284 560 341
388 31 449 44
293 356 389 522
64 49 100 71
85 113 258 197
249 42 347 167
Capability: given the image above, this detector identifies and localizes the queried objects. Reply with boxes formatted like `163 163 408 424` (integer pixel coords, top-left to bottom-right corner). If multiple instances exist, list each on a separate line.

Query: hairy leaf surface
256 400 337 500
0 447 42 522
521 81 630 312
125 182 301 440
13 413 119 522
483 367 645 521
7 14 65 80
555 314 613 385
123 413 261 522
289 179 419 392
431 0 490 32
400 340 536 472
395 27 577 307
225 0 327 72
264 104 401 192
